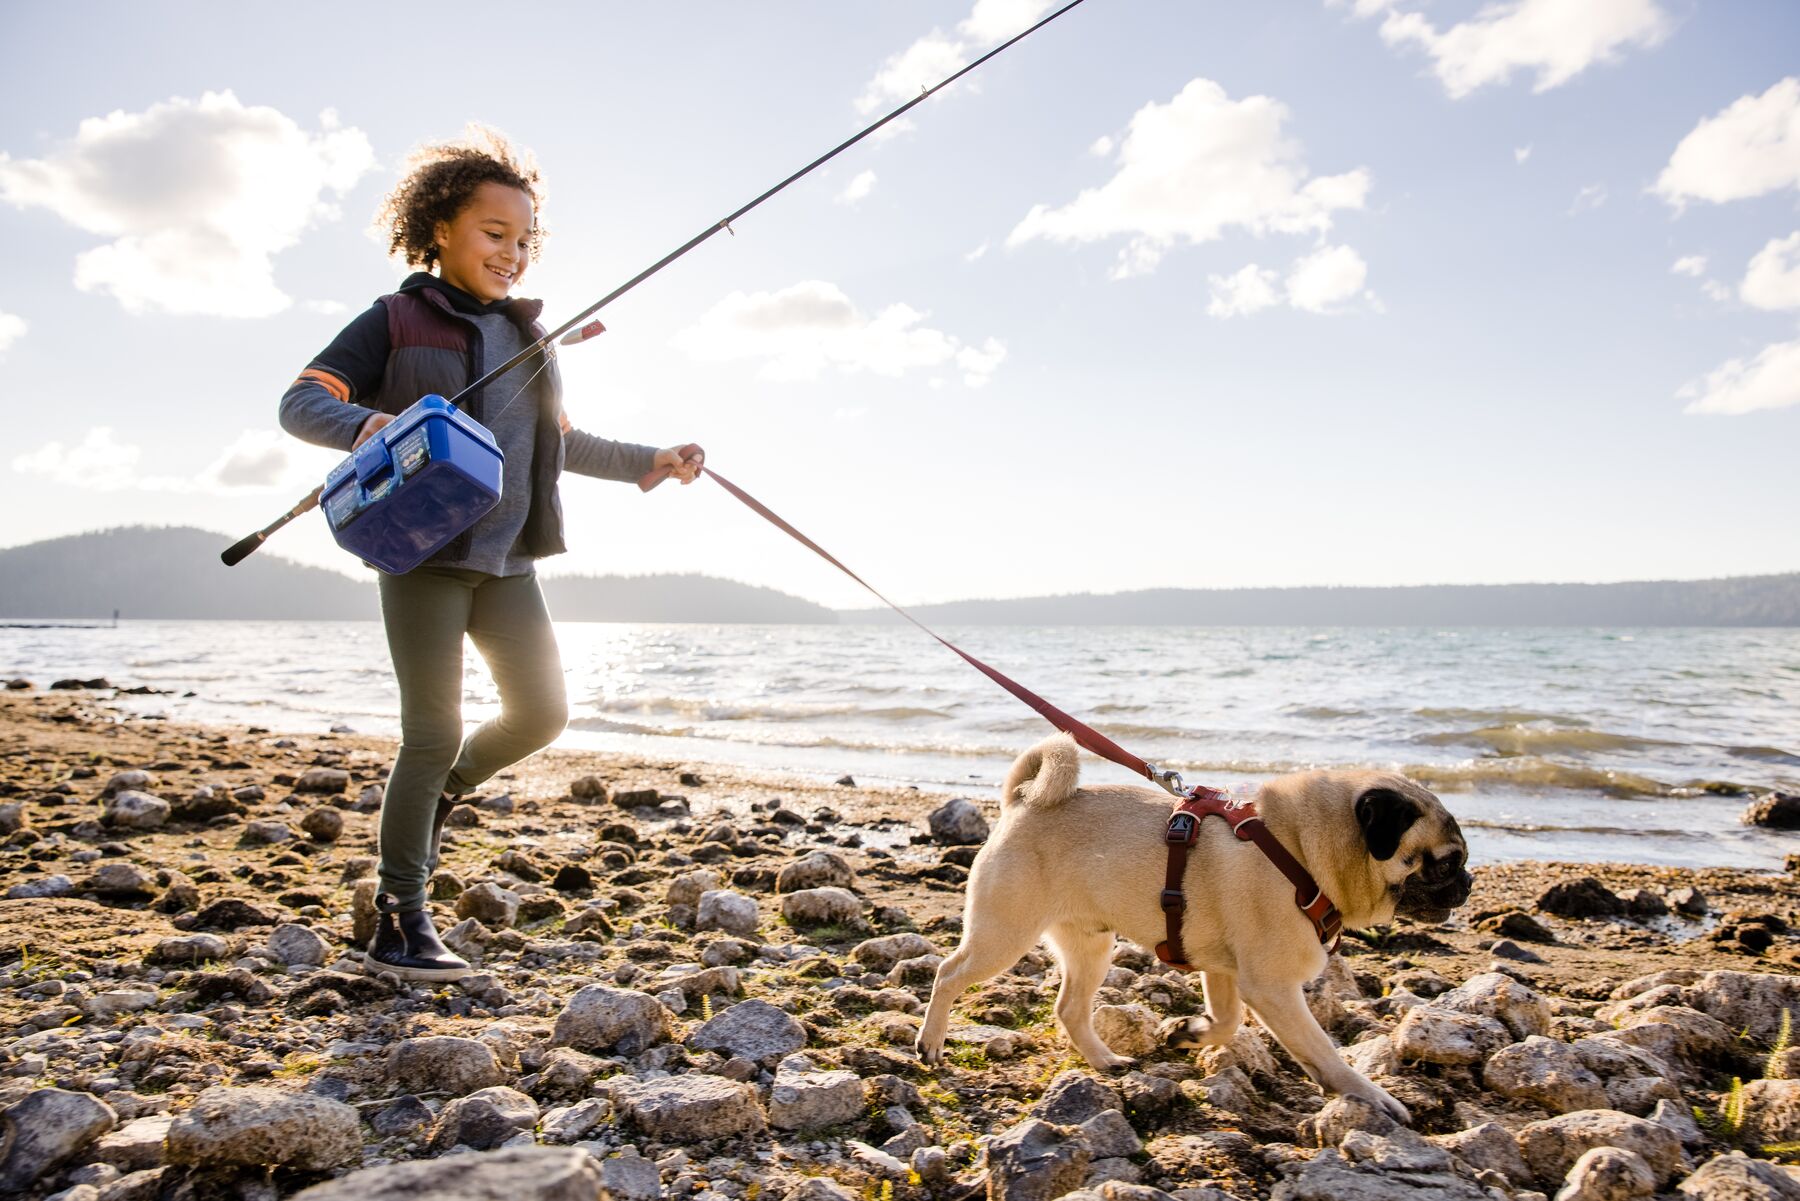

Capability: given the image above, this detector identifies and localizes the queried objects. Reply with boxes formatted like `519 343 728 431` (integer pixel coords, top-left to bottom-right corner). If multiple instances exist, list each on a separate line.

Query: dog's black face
1358 785 1473 923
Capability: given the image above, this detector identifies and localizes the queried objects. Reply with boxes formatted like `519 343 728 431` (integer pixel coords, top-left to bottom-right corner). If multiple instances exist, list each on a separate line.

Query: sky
2 0 1797 609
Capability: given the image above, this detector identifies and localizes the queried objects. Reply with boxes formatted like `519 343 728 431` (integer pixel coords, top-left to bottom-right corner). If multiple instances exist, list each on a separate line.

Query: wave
1417 724 1676 756
1404 759 1706 799
1291 706 1364 720
1728 744 1800 766
577 696 954 724
1415 707 1588 727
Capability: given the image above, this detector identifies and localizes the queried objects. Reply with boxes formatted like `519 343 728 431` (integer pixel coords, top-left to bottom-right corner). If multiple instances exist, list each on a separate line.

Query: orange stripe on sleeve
298 368 351 403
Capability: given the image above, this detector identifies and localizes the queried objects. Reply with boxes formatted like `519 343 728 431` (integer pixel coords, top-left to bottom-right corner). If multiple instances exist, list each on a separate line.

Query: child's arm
560 419 663 484
278 302 391 451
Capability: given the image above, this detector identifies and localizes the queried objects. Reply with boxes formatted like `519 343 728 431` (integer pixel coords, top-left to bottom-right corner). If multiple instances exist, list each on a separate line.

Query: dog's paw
913 1034 943 1066
1159 1014 1228 1051
1354 1083 1411 1126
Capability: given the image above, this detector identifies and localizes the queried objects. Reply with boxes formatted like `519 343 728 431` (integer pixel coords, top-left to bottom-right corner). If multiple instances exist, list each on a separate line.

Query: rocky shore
2 683 1799 1201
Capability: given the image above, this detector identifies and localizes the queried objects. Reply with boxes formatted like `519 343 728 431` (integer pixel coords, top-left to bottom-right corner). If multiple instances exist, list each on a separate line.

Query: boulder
927 798 988 846
1554 1147 1655 1201
777 850 855 893
1093 1004 1161 1058
242 819 297 845
550 985 670 1055
1392 1005 1510 1065
1737 1078 1800 1146
266 923 329 967
1676 1151 1800 1200
538 1097 610 1144
151 933 230 964
1076 1109 1142 1159
1431 1122 1531 1188
851 932 937 971
614 1074 766 1139
100 769 151 796
91 1113 173 1172
690 998 807 1063
296 767 350 793
1516 1110 1682 1189
165 1085 360 1171
780 886 863 928
291 1145 604 1201
1743 792 1800 830
987 1118 1090 1201
1270 1147 1491 1200
456 881 521 928
1685 970 1800 1044
6 873 73 899
1482 1036 1609 1113
103 790 170 830
1539 877 1625 918
0 1088 116 1191
387 1035 506 1096
427 1086 538 1151
1030 1071 1123 1125
86 862 155 899
1298 1095 1397 1148
1434 971 1552 1040
301 807 345 842
767 1054 865 1131
666 868 723 909
696 888 759 936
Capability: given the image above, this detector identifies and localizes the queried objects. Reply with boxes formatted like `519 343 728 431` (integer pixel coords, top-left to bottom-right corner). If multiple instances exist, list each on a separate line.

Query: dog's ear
1356 787 1420 861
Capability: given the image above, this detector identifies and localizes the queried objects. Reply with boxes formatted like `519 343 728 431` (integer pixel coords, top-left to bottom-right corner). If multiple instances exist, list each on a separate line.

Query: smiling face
432 181 535 302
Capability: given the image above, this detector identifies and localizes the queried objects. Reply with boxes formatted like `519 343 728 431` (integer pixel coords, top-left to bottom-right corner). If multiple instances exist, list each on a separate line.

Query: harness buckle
1165 812 1198 846
1145 762 1187 798
1160 888 1185 912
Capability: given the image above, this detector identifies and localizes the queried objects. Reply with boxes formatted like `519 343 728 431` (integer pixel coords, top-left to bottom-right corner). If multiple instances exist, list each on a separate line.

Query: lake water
4 620 1797 870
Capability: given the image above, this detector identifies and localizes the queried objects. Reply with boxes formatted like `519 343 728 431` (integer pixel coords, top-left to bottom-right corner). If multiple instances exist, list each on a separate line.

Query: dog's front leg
1240 977 1410 1125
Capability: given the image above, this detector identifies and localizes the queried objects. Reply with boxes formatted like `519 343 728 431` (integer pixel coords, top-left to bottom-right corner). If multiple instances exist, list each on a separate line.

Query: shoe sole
360 952 472 984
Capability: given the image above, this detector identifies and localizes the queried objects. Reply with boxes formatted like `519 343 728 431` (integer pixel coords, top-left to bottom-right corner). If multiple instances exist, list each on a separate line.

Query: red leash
639 454 1342 956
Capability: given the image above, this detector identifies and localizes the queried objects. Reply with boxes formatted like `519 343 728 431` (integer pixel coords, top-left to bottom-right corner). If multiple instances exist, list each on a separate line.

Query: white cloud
965 241 990 262
1514 144 1533 164
836 170 877 205
1351 0 1670 100
1089 135 1115 157
1568 183 1607 214
1742 232 1800 311
1655 78 1800 207
197 429 316 491
1007 79 1371 279
1670 255 1706 277
1681 338 1800 416
0 311 25 357
670 280 1004 386
856 0 1056 115
301 299 349 316
1207 265 1281 318
0 91 374 317
1286 245 1370 312
1701 279 1732 302
13 428 143 490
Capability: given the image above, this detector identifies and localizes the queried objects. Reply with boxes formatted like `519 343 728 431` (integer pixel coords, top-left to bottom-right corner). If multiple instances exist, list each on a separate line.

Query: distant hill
0 527 835 623
838 574 1800 627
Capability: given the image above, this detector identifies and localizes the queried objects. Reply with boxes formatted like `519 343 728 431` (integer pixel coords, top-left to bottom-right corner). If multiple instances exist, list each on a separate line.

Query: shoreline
2 685 1799 1199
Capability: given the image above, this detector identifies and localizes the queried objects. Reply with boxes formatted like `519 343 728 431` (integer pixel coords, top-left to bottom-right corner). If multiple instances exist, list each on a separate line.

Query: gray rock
1743 792 1800 830
1483 1036 1610 1113
1092 1004 1160 1058
296 767 350 794
988 1118 1090 1201
7 873 73 899
666 868 724 909
1392 1005 1511 1065
91 1114 173 1172
768 1054 865 1131
1270 1149 1491 1200
101 770 151 796
1609 1006 1737 1079
1649 1098 1707 1149
369 1095 432 1138
595 1155 660 1201
103 790 169 830
301 807 345 843
241 818 296 845
851 932 937 971
1077 1109 1142 1159
1298 1095 1397 1148
165 1084 360 1171
1539 876 1624 918
1434 971 1552 1040
927 797 989 846
387 1035 505 1096
1431 1122 1530 1188
1676 1151 1800 1200
1668 887 1709 916
84 989 157 1019
266 923 329 967
87 862 155 898
551 985 670 1055
1737 1078 1800 1145
695 889 759 936
777 850 855 893
150 933 229 963
1490 938 1547 964
786 1179 859 1201
538 1097 609 1144
1031 1071 1123 1125
290 1146 605 1200
614 1073 766 1139
780 886 862 928
1555 1146 1654 1201
1339 1128 1452 1174
1517 1109 1682 1189
1686 970 1800 1044
0 802 23 836
0 1088 117 1191
690 998 807 1062
456 881 521 928
428 1085 538 1151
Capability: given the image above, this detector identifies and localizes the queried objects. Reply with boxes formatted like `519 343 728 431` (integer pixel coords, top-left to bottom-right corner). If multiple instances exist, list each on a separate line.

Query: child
279 126 700 981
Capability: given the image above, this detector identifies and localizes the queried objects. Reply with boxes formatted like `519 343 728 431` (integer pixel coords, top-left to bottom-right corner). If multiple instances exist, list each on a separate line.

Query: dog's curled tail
1003 733 1082 808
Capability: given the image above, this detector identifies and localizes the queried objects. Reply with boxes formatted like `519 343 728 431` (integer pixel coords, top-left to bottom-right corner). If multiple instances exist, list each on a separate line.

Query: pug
914 733 1472 1123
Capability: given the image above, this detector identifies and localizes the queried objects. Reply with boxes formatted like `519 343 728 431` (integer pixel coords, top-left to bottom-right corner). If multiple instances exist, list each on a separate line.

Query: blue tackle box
320 394 504 574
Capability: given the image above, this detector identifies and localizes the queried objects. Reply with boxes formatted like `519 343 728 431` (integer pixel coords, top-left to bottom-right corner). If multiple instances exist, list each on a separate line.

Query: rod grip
221 532 265 567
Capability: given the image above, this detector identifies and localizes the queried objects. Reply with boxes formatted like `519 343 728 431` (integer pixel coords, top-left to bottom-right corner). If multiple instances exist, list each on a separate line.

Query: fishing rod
222 0 1093 568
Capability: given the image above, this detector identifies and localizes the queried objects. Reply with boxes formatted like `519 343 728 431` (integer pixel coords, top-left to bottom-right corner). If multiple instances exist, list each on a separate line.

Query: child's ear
432 219 451 249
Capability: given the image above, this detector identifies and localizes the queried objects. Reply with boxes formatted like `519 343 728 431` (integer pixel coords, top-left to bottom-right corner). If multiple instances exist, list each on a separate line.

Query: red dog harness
676 466 1345 969
1157 785 1342 969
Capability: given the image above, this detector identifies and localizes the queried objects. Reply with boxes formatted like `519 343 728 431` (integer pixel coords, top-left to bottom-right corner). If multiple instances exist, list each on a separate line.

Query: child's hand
353 412 394 449
653 444 704 485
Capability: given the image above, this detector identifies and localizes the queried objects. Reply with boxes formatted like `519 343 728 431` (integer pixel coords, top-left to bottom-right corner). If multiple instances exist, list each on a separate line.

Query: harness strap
692 466 1345 961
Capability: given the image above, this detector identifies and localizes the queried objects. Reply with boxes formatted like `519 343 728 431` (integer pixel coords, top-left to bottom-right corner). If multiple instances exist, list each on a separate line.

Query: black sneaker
363 893 470 982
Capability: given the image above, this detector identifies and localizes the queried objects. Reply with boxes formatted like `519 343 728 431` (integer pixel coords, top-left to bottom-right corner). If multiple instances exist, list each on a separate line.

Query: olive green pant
376 566 567 910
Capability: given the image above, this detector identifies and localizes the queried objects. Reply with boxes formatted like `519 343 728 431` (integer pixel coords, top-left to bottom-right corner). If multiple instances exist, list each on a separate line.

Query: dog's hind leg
1162 970 1244 1052
1046 923 1134 1073
916 923 1043 1066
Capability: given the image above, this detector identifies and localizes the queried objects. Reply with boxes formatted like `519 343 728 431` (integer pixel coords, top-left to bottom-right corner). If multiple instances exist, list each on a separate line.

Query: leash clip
1145 762 1186 798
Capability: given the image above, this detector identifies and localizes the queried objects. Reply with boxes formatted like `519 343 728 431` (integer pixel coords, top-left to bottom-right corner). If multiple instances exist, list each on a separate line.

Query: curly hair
373 124 547 269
